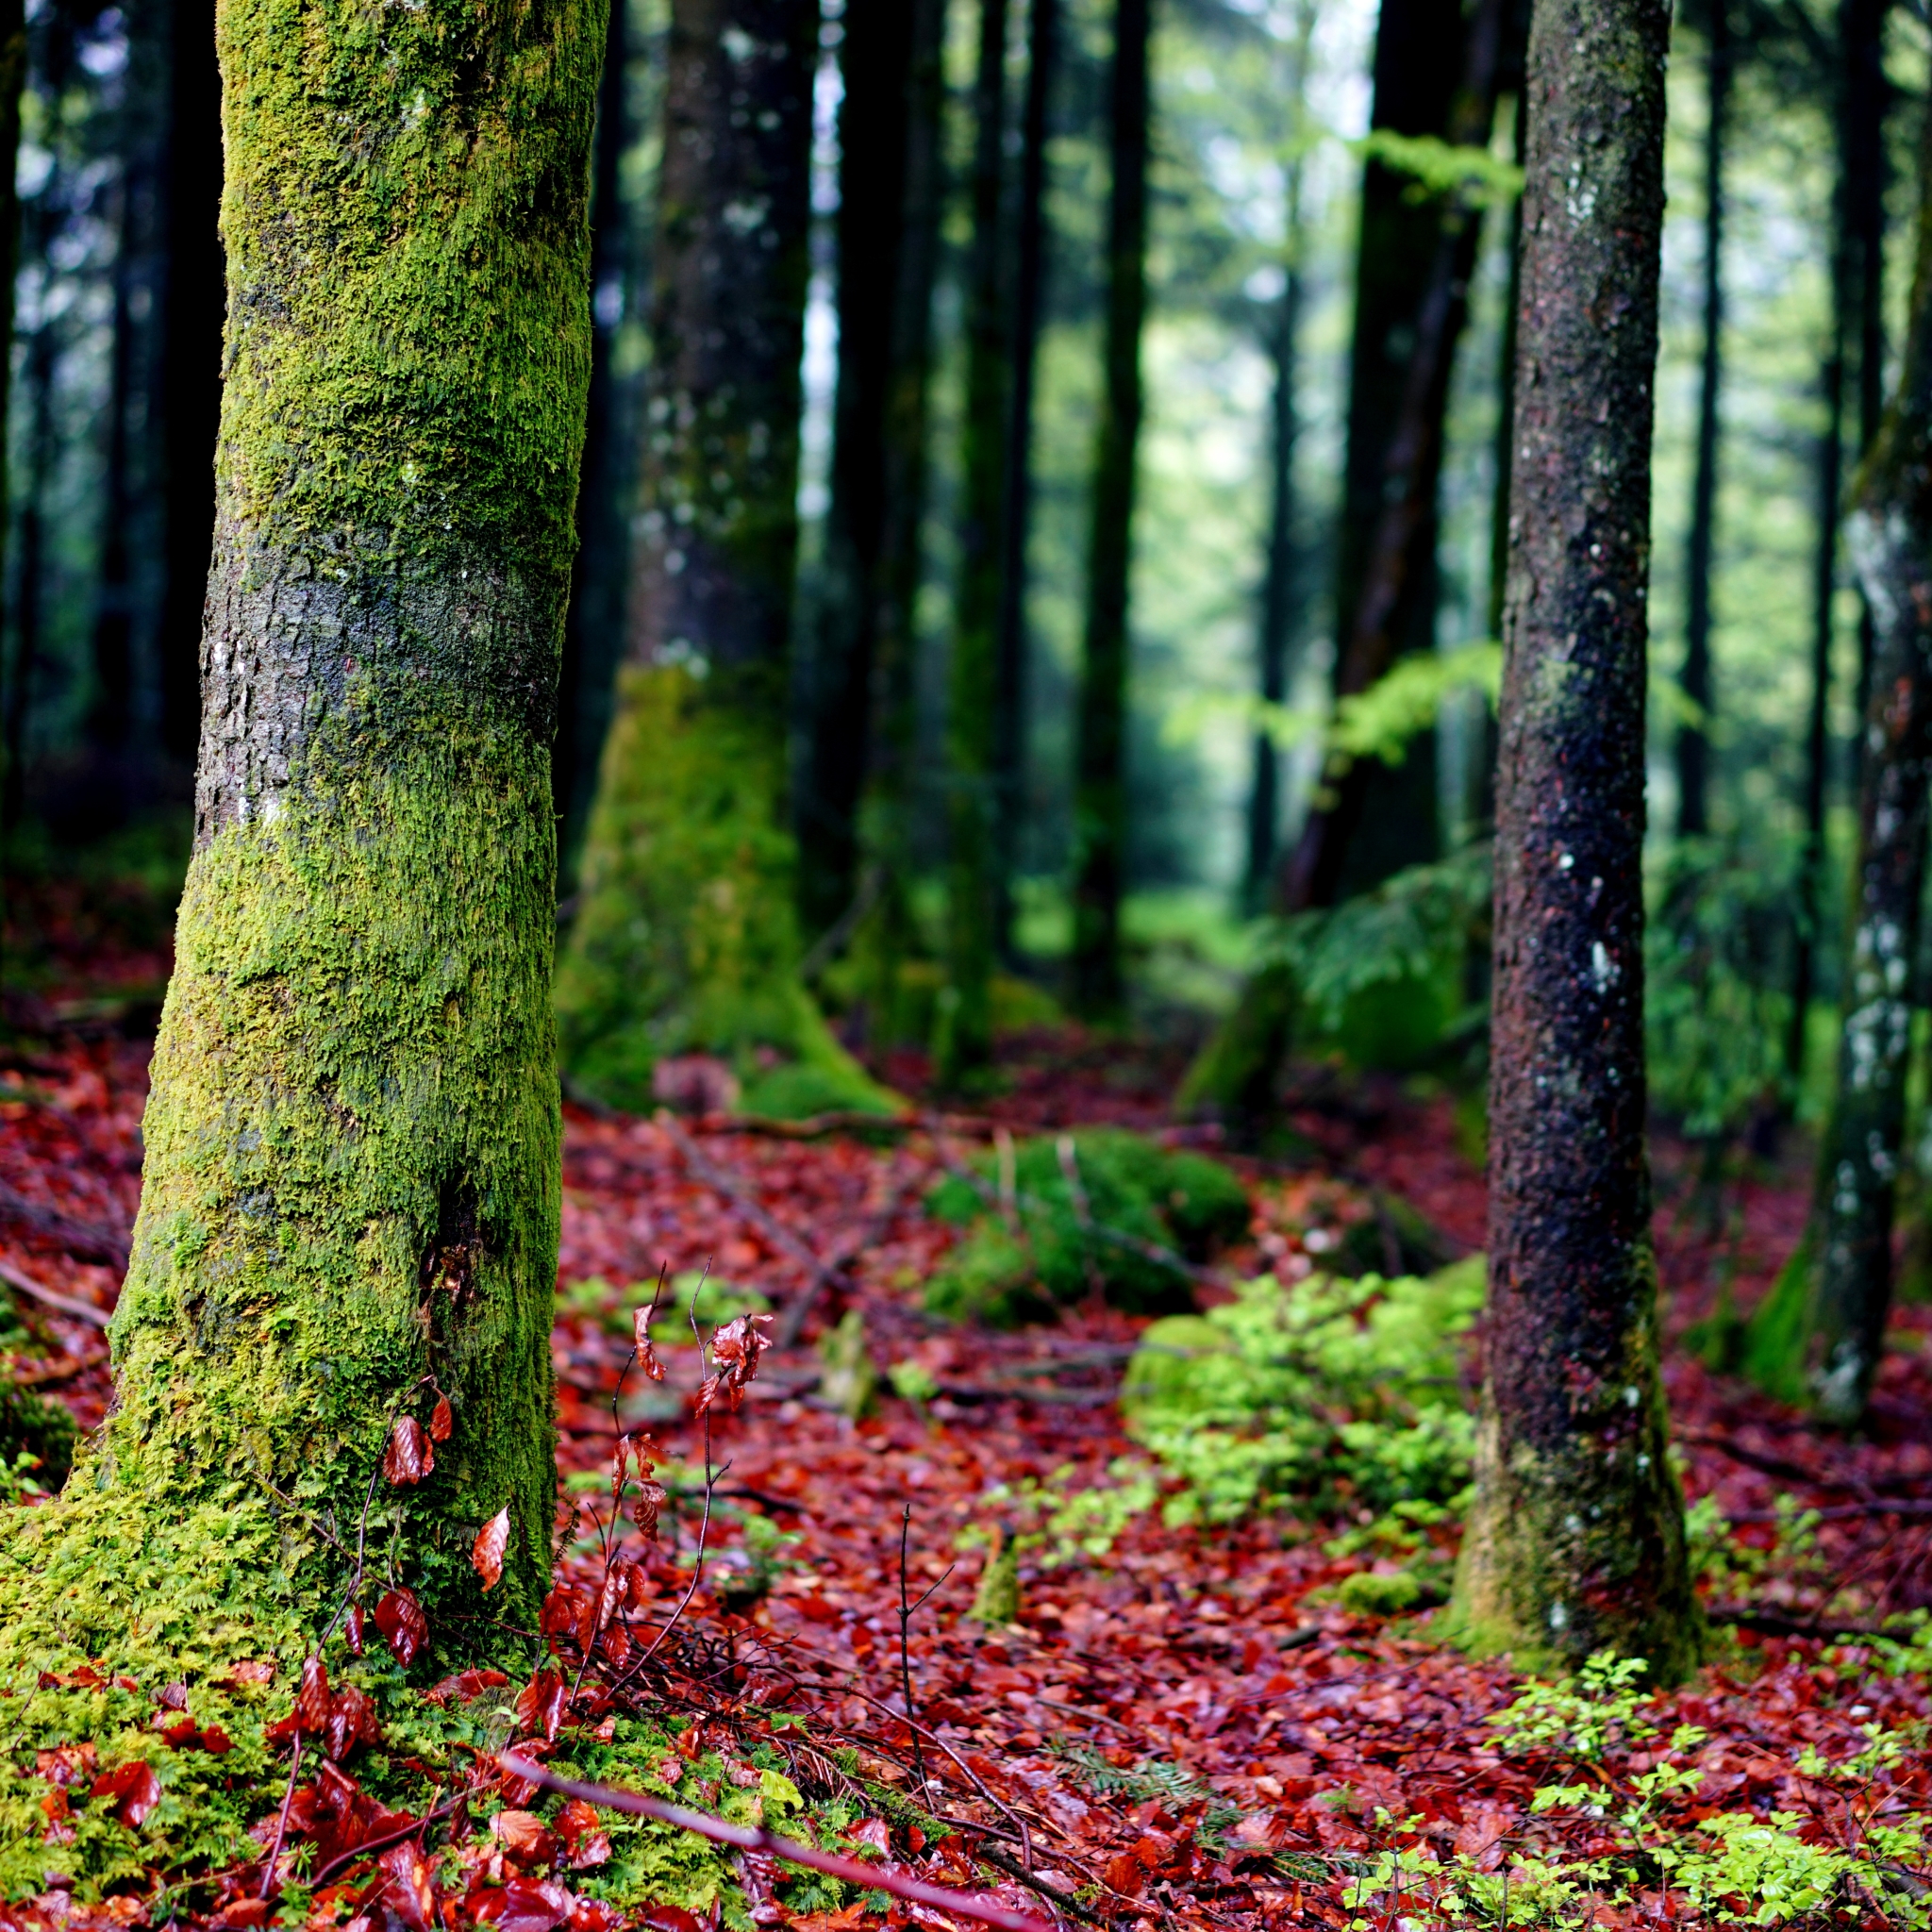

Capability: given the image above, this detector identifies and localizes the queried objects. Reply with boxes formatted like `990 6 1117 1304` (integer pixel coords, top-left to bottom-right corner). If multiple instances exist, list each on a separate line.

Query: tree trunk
0 0 605 1666
1452 0 1698 1678
1847 0 1887 723
2 305 58 838
1069 0 1151 1023
990 0 1057 962
85 172 138 798
1675 0 1728 841
938 0 1012 1086
156 0 222 772
558 0 891 1119
797 0 941 942
557 0 635 892
1745 96 1932 1427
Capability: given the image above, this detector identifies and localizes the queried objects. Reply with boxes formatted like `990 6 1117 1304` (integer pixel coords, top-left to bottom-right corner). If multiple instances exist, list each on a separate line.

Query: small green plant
959 1457 1161 1570
1119 1256 1484 1524
1490 1649 1661 1762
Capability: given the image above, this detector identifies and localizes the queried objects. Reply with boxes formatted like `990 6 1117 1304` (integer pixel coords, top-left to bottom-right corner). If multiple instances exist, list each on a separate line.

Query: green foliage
1353 131 1524 206
923 1129 1249 1322
963 1457 1162 1570
1490 1650 1661 1762
1120 1256 1485 1524
0 1381 76 1493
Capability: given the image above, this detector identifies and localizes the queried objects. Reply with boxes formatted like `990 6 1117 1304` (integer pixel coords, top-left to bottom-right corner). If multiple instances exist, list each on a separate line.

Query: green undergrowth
1120 1256 1486 1528
923 1128 1250 1321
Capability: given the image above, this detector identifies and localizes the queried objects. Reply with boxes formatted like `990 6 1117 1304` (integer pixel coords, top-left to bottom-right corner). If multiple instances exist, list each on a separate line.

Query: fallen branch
1706 1602 1907 1641
0 1182 129 1268
654 1110 857 1347
498 1754 1053 1932
0 1255 113 1329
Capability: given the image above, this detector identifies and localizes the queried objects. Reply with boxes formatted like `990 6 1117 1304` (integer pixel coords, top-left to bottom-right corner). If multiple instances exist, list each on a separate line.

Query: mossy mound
0 1381 77 1493
924 1129 1250 1323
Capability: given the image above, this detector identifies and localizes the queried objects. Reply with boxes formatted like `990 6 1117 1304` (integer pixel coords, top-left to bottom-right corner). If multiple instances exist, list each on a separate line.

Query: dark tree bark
1675 0 1729 839
1069 0 1152 1023
156 0 223 771
0 0 605 1660
2 292 58 838
1454 0 1698 1677
1278 0 1522 913
0 0 41 837
1746 97 1932 1426
798 0 944 939
558 0 889 1118
86 175 140 780
1847 0 1887 722
938 0 1012 1084
991 0 1057 962
557 0 635 891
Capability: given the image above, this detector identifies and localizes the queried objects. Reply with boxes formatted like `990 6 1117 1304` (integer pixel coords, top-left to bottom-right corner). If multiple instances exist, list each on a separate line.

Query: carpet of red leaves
5 931 1932 1930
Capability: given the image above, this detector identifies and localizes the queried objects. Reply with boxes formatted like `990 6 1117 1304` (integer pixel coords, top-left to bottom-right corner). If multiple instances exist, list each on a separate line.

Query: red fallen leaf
636 1908 704 1932
374 1588 430 1668
475 1507 511 1591
844 1818 891 1856
499 1877 575 1932
384 1413 434 1486
513 1669 566 1742
90 1759 161 1829
209 1900 274 1930
554 1799 609 1870
294 1656 332 1734
594 1565 626 1635
36 1743 96 1786
378 1839 439 1932
159 1720 201 1748
567 1901 620 1932
343 1603 365 1656
540 1585 592 1654
202 1725 233 1756
40 1788 69 1823
216 1659 275 1687
633 1300 667 1382
429 1393 454 1442
324 1685 377 1761
493 1807 559 1867
601 1623 631 1667
425 1667 510 1706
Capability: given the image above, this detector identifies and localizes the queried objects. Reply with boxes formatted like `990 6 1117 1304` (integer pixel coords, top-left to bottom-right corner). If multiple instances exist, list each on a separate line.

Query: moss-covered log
0 0 604 1673
557 0 891 1118
1451 0 1698 1680
1743 99 1932 1425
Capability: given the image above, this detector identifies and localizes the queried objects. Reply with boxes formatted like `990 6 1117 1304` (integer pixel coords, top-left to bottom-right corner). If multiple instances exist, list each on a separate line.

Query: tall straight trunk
1675 0 1728 840
990 0 1057 962
1745 103 1932 1427
558 0 890 1119
1454 0 1698 1677
1281 0 1468 910
1068 0 1151 1022
86 175 139 779
1242 262 1302 917
0 0 37 837
557 0 634 891
0 0 604 1666
798 0 934 937
156 0 222 771
938 0 1012 1086
1848 0 1887 723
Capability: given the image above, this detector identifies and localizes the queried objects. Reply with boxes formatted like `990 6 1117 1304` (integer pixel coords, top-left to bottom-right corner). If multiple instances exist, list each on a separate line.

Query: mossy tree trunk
557 0 892 1118
1069 0 1151 1024
0 0 604 1667
1674 0 1728 840
1452 0 1699 1680
938 0 1012 1088
1745 95 1932 1425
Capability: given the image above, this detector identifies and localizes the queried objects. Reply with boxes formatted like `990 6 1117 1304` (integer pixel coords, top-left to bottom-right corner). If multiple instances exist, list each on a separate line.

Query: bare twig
0 1255 112 1329
897 1507 955 1790
500 1754 1053 1932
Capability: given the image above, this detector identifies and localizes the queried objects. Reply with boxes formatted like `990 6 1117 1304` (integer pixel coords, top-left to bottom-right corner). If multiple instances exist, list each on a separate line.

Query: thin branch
0 1255 112 1328
499 1754 1053 1932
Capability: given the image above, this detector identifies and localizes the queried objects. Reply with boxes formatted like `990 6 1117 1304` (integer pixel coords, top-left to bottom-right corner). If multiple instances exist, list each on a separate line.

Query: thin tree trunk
1453 0 1698 1677
1746 99 1932 1427
990 0 1056 964
558 0 889 1119
1 322 54 838
1675 0 1728 840
0 0 40 839
938 0 1012 1085
86 174 139 792
1278 0 1520 913
0 0 605 1659
1068 0 1152 1023
1847 0 1887 724
557 0 634 893
156 0 222 772
797 0 929 939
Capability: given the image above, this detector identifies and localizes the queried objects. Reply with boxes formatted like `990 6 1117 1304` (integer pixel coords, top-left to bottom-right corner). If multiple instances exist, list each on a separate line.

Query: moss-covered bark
1451 0 1698 1681
0 0 603 1674
558 0 890 1117
1744 97 1932 1426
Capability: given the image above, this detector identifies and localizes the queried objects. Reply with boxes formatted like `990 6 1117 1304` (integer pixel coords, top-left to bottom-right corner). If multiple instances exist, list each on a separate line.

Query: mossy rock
924 1130 1250 1323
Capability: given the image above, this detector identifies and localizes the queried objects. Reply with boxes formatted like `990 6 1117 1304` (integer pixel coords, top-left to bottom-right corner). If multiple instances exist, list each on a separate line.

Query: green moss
0 1380 76 1491
218 0 600 585
924 1129 1250 1322
557 665 896 1119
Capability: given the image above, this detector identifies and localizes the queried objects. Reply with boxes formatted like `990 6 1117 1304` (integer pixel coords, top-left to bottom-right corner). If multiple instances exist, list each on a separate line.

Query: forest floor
5 879 1932 1931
